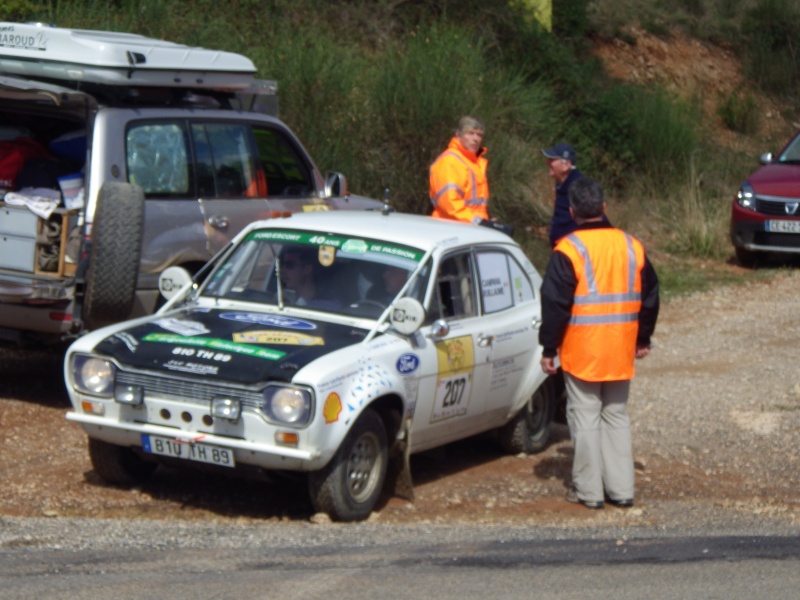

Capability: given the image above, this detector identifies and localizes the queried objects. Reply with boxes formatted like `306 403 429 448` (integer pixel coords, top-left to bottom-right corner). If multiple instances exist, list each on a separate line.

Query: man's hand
635 345 650 359
540 356 558 375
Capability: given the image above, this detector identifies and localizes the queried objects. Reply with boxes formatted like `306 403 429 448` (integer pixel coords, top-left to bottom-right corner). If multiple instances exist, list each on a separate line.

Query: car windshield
200 228 429 319
778 132 800 163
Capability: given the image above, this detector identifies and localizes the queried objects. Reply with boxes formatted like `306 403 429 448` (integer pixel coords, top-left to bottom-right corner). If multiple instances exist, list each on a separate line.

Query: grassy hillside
7 0 800 293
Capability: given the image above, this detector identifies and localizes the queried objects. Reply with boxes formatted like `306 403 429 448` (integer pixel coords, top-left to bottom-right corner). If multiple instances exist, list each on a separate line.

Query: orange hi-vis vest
429 137 489 223
555 228 645 382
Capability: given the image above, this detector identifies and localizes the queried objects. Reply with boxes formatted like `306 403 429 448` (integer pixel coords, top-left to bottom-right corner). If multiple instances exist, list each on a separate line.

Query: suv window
126 122 190 196
192 122 259 198
125 120 315 200
252 127 313 197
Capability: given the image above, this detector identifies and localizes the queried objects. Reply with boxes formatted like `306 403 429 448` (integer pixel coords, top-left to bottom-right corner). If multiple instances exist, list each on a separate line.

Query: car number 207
431 374 473 423
141 434 235 467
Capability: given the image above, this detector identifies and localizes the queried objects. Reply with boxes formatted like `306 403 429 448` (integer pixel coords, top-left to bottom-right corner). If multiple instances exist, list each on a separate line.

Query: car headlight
737 182 757 211
71 355 115 397
263 385 313 426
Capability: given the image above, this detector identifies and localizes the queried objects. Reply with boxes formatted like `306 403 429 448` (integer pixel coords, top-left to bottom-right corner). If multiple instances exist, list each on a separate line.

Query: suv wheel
83 182 144 330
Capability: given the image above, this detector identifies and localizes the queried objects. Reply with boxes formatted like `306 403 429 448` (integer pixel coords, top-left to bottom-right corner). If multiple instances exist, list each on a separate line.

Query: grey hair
457 115 485 133
568 177 604 219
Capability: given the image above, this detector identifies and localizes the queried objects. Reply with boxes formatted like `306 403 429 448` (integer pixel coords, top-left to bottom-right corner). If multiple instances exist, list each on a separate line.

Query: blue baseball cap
541 143 576 164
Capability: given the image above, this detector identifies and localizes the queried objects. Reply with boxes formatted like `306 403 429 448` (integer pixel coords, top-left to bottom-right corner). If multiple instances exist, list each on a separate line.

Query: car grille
756 197 800 216
116 371 264 409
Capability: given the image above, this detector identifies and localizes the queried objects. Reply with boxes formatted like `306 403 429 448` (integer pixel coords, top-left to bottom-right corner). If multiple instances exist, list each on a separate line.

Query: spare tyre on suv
0 22 381 346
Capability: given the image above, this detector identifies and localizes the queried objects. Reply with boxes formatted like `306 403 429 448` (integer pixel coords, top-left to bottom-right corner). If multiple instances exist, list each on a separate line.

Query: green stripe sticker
247 230 424 262
144 333 286 360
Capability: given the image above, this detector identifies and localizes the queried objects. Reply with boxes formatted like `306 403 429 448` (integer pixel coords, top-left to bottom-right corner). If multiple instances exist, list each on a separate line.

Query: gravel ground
1 267 799 543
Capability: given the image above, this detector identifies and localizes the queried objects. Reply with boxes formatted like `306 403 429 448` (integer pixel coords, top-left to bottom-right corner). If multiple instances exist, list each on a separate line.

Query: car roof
245 210 517 252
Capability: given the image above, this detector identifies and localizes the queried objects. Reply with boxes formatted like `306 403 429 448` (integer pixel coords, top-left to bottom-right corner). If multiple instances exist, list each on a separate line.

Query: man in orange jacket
539 177 659 510
429 116 489 224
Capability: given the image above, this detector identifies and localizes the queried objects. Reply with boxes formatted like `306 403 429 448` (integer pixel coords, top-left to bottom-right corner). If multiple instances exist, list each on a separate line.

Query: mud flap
385 420 414 501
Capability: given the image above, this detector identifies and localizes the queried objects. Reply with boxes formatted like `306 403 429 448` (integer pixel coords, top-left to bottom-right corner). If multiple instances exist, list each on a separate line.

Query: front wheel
497 377 557 454
308 409 388 522
88 438 157 485
735 246 759 268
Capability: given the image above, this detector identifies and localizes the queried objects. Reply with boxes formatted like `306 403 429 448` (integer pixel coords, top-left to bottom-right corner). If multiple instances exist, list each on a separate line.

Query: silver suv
0 26 380 347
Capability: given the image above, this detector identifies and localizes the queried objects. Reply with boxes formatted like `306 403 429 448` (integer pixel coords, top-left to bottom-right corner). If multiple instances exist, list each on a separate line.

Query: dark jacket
549 169 583 247
538 221 660 359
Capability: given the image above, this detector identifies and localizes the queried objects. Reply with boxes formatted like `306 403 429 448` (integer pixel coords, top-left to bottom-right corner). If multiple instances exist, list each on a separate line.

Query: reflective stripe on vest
565 232 641 325
429 151 488 207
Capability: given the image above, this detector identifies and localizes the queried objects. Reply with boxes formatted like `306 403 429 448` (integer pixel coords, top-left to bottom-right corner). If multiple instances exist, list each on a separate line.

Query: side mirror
390 297 426 335
324 171 349 198
158 266 193 300
759 152 774 165
430 319 450 340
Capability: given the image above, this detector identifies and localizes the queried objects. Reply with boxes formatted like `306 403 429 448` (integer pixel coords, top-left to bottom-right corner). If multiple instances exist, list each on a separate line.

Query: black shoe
566 487 604 509
607 498 634 508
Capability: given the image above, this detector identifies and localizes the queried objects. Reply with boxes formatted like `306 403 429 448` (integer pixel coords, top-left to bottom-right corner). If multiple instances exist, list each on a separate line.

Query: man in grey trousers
538 177 659 509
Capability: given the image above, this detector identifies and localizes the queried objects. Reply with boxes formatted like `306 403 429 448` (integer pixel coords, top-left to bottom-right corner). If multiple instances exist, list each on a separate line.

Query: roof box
0 22 256 90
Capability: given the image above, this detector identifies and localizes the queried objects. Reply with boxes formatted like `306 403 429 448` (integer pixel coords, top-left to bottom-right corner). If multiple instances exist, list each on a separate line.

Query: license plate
767 219 800 233
141 434 235 468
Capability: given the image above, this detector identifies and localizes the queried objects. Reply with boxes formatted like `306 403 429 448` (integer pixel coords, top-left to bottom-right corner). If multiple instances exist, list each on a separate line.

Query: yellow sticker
318 245 336 267
323 392 342 424
302 204 330 212
233 331 325 346
435 335 474 376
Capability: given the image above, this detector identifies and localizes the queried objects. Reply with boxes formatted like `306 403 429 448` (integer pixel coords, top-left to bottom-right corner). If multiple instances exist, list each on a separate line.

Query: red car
731 130 800 266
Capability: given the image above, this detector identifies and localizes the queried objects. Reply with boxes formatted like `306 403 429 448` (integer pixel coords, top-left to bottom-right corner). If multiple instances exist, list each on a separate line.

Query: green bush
742 0 800 100
717 92 760 134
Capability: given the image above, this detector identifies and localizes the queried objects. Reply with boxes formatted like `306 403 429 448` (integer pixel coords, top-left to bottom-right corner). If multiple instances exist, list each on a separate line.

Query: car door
473 248 542 424
410 249 495 451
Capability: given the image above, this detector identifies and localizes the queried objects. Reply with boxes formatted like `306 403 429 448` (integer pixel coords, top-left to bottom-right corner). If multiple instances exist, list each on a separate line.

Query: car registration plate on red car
767 220 800 233
141 434 235 467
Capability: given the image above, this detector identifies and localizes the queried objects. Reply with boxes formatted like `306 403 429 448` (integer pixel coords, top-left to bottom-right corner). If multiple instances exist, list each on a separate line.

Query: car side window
432 252 476 321
252 126 314 197
126 122 190 196
191 123 261 198
475 250 534 314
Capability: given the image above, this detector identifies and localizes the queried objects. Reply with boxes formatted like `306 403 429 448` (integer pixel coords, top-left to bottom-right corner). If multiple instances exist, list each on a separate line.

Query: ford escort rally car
64 210 558 521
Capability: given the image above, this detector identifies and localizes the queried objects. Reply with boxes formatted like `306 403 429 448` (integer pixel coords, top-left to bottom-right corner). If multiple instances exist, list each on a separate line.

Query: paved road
2 518 800 599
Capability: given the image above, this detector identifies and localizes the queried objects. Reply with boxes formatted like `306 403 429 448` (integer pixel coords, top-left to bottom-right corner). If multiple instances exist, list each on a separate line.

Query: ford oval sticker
219 312 317 330
396 353 420 375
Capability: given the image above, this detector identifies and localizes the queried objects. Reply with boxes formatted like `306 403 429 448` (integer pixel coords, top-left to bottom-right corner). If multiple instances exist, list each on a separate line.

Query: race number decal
431 335 474 423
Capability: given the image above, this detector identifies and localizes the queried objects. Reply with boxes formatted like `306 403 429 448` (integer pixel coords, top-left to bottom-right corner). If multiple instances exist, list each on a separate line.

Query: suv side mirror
324 172 349 198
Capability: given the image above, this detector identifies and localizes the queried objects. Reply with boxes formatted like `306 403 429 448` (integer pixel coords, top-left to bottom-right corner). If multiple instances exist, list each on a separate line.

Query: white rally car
65 210 560 521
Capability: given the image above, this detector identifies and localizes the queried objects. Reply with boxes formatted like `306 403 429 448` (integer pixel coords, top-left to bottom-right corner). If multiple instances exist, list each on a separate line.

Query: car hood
92 308 369 384
748 163 800 198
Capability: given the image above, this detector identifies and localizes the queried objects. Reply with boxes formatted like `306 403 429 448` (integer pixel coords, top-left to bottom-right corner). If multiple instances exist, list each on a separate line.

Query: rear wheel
83 182 144 330
497 377 557 454
308 409 388 522
88 438 157 485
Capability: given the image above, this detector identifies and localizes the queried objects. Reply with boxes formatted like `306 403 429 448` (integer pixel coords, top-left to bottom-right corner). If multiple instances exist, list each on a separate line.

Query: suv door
126 118 326 288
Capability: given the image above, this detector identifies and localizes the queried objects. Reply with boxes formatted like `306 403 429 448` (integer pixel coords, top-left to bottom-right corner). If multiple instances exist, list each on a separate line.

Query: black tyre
308 409 388 522
88 438 157 485
735 246 759 268
83 182 144 330
497 377 557 454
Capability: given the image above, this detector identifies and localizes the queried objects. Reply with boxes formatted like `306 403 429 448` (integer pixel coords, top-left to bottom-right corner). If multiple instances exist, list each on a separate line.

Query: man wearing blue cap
542 143 584 247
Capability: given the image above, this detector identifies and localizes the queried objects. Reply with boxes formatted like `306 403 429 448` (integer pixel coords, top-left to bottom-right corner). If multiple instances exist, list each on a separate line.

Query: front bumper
66 410 321 472
730 201 800 254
